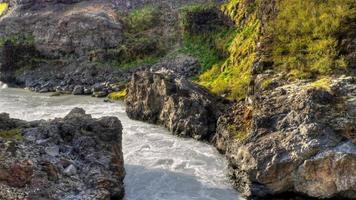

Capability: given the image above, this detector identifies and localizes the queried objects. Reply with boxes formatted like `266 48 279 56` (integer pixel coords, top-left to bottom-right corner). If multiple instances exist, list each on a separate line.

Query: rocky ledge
216 76 356 199
125 71 225 141
0 108 125 200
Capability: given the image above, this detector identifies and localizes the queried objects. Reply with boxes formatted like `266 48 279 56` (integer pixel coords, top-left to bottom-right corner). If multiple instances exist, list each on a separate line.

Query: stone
125 71 225 141
63 164 77 176
216 76 356 199
45 145 60 157
72 85 84 95
0 108 125 199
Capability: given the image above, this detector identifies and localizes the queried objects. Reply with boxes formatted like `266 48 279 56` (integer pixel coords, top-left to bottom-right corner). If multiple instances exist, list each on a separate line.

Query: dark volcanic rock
125 71 224 141
150 54 200 78
0 108 125 200
215 76 356 199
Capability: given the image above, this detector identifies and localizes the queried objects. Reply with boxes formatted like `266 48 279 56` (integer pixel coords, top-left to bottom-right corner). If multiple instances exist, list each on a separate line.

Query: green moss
0 34 35 47
178 3 236 74
0 3 8 16
198 0 260 100
111 6 165 68
108 89 127 101
123 6 161 32
260 78 273 90
227 124 249 141
180 29 236 73
268 0 353 78
0 129 23 141
306 77 332 92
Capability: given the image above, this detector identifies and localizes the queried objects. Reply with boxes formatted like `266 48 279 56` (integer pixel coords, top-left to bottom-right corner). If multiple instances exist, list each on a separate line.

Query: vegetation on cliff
112 6 164 68
198 0 260 99
194 0 355 100
269 0 353 78
179 4 237 73
0 34 45 76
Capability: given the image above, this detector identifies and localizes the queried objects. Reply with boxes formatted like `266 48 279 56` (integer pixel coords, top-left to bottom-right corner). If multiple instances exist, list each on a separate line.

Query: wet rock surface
216 76 356 199
0 108 125 200
125 71 225 141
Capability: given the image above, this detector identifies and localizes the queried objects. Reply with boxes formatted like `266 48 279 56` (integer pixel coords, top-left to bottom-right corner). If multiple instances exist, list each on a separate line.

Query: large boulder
125 71 225 141
0 108 125 200
215 76 356 199
0 0 123 58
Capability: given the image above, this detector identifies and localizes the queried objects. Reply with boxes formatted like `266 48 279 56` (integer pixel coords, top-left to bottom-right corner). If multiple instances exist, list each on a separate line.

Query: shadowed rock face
0 108 125 200
216 76 356 199
125 71 225 141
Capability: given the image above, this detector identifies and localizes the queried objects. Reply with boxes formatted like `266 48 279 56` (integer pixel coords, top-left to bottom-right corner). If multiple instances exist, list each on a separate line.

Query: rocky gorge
0 0 355 199
125 71 356 199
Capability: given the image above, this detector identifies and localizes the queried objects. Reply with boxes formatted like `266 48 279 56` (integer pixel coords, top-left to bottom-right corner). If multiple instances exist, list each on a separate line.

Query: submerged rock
125 71 225 141
216 76 356 199
0 108 125 200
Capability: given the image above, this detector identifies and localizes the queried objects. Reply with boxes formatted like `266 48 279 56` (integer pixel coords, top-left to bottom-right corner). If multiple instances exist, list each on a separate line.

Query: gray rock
63 164 77 176
125 71 225 141
0 108 125 200
45 145 60 157
72 85 84 95
215 76 356 199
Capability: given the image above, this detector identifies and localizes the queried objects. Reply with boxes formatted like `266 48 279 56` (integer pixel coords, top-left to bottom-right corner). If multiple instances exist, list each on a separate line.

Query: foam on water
0 88 241 200
0 81 8 89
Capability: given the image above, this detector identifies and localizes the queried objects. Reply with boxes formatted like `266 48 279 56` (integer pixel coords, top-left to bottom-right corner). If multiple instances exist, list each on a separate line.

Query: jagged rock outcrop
125 71 225 141
215 76 356 199
0 0 123 57
0 108 125 200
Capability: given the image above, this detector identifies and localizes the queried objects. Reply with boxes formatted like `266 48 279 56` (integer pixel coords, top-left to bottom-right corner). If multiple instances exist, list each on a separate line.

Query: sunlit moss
0 3 8 16
306 77 332 92
108 89 127 101
198 0 260 100
268 0 353 78
260 78 273 90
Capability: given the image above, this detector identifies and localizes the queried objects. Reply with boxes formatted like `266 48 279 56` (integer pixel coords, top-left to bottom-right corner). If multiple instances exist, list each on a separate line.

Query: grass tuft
0 129 23 141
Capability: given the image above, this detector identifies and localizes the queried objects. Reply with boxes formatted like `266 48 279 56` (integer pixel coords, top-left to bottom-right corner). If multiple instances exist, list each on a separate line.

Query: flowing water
0 88 240 200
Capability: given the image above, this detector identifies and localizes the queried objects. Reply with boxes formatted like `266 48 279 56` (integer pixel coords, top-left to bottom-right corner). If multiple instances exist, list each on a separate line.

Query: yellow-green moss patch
268 0 353 78
108 90 127 101
306 77 332 92
0 3 8 16
198 0 260 100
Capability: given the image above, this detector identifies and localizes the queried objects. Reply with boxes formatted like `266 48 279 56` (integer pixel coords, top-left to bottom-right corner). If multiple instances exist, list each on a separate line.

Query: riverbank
0 88 239 200
125 71 356 199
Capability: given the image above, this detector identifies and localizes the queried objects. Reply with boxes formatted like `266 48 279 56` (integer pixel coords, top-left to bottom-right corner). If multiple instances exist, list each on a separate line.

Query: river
0 88 240 200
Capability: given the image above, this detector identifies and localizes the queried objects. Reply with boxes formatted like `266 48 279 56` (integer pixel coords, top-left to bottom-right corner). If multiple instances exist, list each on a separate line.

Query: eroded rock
216 76 356 199
0 108 125 200
125 71 225 141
